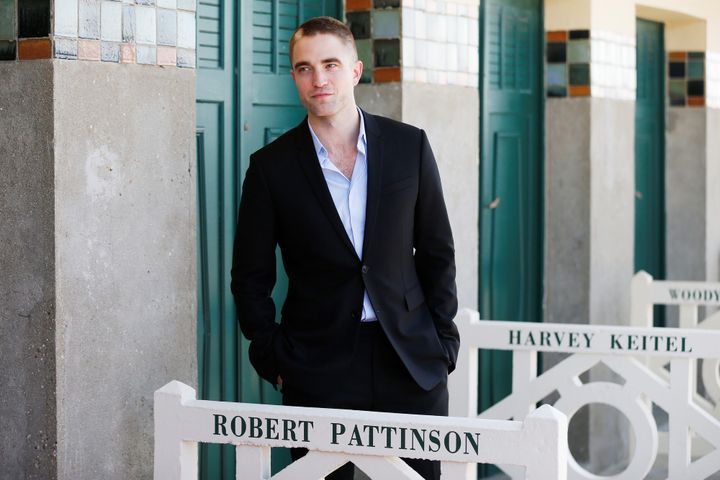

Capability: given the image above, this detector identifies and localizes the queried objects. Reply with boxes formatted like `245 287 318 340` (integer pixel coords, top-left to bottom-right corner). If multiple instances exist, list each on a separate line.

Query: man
230 16 459 480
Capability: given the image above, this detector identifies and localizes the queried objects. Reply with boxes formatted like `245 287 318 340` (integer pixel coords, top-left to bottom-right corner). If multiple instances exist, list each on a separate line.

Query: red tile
373 67 401 83
18 38 51 60
668 51 686 61
688 96 705 107
546 31 567 42
346 0 372 11
569 85 590 97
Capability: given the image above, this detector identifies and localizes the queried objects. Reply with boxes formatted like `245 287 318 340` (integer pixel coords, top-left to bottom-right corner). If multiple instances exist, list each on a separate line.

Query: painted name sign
509 329 693 353
463 319 720 358
666 287 720 303
212 414 483 456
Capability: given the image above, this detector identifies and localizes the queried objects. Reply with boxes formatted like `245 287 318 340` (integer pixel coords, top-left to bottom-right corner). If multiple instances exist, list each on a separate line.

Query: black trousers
281 321 448 480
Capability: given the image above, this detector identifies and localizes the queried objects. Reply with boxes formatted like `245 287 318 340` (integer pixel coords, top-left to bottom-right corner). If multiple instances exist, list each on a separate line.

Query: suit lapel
293 119 358 258
361 110 383 261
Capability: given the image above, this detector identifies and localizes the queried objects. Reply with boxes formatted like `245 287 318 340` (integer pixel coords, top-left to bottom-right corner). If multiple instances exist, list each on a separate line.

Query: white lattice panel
449 309 720 480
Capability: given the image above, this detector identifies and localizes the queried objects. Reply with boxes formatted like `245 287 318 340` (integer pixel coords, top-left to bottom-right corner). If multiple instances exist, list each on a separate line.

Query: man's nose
312 70 328 87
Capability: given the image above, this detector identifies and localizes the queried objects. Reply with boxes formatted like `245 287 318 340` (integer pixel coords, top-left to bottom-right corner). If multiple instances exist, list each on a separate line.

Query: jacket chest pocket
381 177 415 196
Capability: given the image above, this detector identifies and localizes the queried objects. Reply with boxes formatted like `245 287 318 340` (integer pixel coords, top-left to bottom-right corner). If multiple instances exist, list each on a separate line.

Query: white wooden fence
154 380 567 479
631 270 720 416
448 308 720 480
631 271 720 460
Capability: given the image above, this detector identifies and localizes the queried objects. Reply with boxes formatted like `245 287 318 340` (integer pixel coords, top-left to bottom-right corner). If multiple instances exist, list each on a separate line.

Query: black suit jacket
230 110 459 392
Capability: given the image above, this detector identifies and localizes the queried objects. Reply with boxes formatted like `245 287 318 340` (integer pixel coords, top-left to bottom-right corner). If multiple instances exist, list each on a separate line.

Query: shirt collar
308 107 367 166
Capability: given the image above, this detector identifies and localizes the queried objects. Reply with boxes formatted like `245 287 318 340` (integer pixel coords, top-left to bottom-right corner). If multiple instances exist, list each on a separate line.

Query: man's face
291 33 362 119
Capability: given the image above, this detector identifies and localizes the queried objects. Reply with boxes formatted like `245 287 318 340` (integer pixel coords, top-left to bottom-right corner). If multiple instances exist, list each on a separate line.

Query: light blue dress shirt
308 110 377 322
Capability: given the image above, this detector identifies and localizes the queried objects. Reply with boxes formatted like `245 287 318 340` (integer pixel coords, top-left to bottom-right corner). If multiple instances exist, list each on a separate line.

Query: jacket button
351 312 357 319
361 265 369 274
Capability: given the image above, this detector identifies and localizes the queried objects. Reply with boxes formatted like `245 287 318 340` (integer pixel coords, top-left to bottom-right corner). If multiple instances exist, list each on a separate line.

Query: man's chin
307 105 338 118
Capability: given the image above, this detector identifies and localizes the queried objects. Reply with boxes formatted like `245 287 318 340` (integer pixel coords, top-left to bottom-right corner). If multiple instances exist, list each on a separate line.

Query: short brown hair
289 16 357 66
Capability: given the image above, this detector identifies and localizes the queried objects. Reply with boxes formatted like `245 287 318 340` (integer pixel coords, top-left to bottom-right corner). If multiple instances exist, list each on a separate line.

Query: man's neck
308 104 360 147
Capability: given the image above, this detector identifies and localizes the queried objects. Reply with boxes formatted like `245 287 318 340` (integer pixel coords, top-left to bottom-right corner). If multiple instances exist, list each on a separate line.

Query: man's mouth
312 92 333 98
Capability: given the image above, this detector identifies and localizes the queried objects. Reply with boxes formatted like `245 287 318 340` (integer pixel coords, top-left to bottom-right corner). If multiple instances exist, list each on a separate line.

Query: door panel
635 18 665 326
196 0 238 474
479 0 542 418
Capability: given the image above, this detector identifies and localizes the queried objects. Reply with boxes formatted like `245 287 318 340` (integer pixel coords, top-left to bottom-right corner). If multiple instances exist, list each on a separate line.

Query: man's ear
352 60 363 86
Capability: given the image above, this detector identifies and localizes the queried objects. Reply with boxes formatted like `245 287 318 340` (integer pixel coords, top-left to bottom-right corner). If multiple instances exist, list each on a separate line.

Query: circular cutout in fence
555 382 658 480
567 403 632 476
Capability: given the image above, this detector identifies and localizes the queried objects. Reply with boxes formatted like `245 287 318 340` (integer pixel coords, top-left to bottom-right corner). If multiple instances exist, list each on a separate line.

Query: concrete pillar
543 0 636 472
664 22 710 289
353 0 480 312
0 0 198 477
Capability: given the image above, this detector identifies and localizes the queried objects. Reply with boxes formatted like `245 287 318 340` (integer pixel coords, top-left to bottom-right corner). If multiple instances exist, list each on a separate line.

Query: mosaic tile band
345 0 480 87
0 0 196 68
668 51 705 107
546 29 715 107
546 29 635 100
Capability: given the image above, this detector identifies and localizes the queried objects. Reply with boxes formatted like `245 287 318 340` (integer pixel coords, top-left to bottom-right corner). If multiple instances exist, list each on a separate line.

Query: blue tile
0 0 15 39
687 60 704 79
567 40 590 63
54 37 77 59
546 64 566 86
373 9 400 38
569 63 589 85
101 41 119 62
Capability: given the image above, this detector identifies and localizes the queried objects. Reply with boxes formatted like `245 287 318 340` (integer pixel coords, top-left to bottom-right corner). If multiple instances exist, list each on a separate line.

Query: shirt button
361 265 369 274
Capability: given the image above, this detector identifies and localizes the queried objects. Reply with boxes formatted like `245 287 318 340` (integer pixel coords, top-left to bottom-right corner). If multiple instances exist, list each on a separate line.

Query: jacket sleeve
230 154 282 385
413 129 460 372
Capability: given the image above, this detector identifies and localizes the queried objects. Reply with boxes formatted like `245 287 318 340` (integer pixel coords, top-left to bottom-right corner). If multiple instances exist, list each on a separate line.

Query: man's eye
326 63 338 69
297 67 310 73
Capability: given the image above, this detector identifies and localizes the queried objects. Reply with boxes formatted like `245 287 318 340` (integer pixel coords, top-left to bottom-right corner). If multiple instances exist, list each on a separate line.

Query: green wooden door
196 1 340 478
635 18 665 326
478 0 543 415
195 0 240 475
